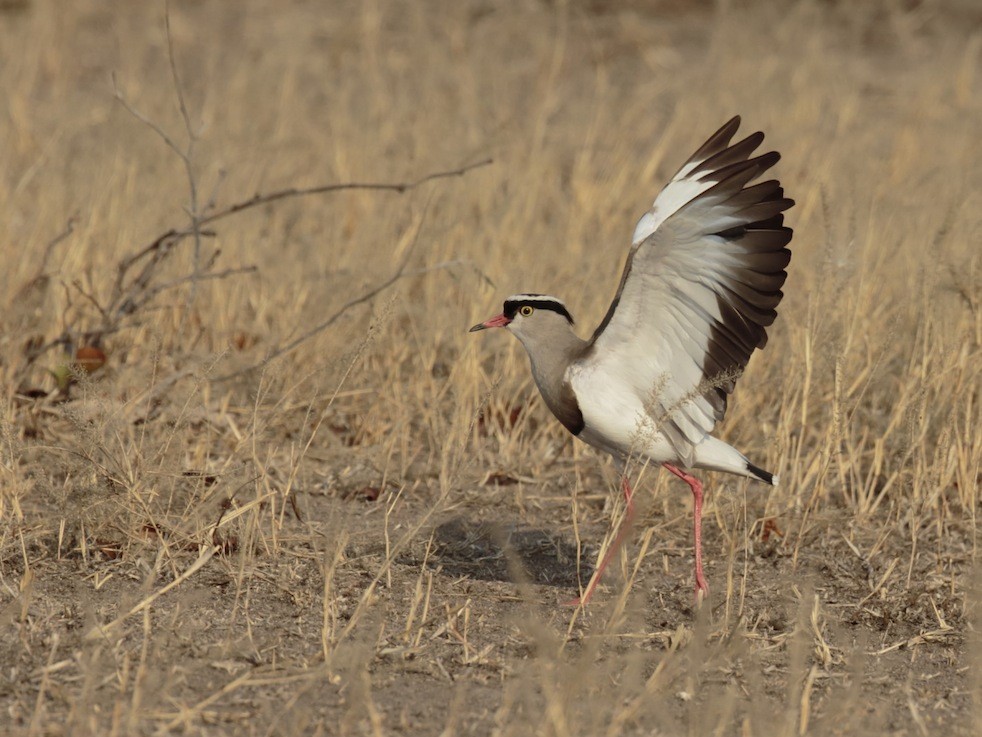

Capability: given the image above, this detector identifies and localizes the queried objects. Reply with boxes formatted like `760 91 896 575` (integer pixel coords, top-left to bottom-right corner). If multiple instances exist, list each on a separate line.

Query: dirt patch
1 0 980 735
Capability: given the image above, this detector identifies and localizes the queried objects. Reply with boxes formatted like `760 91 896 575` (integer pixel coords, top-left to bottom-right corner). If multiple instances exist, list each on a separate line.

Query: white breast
566 361 679 464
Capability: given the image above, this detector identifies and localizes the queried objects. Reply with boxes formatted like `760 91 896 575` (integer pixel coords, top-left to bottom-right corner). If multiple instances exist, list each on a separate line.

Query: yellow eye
519 305 534 317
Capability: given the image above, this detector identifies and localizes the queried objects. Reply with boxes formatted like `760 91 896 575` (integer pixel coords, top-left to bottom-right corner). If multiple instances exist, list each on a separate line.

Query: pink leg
662 463 709 602
567 475 635 607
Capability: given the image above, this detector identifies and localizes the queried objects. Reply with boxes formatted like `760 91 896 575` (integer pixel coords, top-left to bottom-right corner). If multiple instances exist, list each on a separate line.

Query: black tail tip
747 462 778 486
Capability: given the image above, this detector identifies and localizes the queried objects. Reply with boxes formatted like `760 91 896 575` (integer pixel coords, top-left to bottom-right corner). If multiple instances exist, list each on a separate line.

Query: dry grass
1 0 980 735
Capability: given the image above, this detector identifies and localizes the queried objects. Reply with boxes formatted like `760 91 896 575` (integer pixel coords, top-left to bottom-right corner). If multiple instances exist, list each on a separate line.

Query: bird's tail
692 437 779 485
746 461 778 486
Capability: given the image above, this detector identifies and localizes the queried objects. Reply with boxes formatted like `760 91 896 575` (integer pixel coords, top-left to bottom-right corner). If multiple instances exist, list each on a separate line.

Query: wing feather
581 118 794 464
694 133 765 177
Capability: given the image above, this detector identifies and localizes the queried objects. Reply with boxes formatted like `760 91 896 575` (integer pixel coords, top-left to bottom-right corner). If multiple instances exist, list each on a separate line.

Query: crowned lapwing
470 116 793 605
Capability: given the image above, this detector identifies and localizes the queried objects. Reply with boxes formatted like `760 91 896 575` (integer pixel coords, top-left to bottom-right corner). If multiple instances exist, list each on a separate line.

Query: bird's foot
694 577 709 608
563 583 599 608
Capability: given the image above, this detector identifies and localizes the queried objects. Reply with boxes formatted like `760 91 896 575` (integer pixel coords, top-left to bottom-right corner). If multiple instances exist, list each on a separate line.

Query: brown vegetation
1 1 980 735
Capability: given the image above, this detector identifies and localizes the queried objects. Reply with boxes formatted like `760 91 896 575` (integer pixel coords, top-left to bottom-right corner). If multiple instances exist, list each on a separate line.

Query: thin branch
213 198 435 383
21 336 68 370
16 7 492 390
135 265 258 310
108 159 491 312
69 279 110 324
111 73 185 161
402 259 496 289
16 216 76 303
37 218 76 276
202 169 228 214
164 1 194 140
164 2 204 307
196 157 493 231
112 230 218 319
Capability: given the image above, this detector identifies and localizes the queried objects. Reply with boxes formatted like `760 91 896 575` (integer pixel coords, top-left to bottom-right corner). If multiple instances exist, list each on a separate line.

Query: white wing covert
585 117 793 465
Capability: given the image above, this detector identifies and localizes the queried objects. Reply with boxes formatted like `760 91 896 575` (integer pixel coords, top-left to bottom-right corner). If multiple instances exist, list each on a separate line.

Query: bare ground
1 1 981 735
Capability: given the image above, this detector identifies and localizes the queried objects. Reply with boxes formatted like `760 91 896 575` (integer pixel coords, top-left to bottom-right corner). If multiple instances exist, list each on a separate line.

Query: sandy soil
1 1 980 735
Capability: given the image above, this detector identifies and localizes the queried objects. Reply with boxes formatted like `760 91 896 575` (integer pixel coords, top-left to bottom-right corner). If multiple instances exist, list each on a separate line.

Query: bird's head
469 294 575 346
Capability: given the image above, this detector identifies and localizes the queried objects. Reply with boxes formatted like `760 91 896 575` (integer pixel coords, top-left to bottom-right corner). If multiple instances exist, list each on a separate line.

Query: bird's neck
516 328 587 408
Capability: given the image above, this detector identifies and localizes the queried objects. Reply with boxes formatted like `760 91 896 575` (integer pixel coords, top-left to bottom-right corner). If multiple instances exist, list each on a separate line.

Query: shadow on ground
421 516 595 588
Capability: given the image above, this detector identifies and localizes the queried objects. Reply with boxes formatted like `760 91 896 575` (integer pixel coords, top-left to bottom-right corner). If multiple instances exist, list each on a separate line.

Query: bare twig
202 169 228 214
403 259 496 289
69 279 110 325
36 218 77 278
112 4 205 311
14 215 76 307
15 157 489 377
111 73 184 160
164 2 195 144
110 228 218 315
193 157 493 230
212 198 436 383
109 3 206 313
164 2 205 307
14 5 491 385
134 265 259 310
106 159 491 322
83 545 218 642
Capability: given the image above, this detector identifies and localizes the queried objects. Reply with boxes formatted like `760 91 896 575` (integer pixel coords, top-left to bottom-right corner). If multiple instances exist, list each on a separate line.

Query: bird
469 116 793 606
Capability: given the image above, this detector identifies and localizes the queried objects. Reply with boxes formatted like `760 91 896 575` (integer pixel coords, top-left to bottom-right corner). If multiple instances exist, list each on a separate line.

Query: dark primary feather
677 116 743 174
585 117 794 462
681 149 793 423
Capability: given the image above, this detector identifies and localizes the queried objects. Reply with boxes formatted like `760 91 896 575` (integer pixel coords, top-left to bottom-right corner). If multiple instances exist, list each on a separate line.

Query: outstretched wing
584 116 793 465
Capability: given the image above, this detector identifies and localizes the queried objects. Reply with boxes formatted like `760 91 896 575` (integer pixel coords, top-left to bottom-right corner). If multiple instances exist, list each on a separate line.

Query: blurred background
1 1 980 735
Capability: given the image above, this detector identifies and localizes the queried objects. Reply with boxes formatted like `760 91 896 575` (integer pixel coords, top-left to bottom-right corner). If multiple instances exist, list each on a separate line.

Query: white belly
568 363 679 464
567 362 761 479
